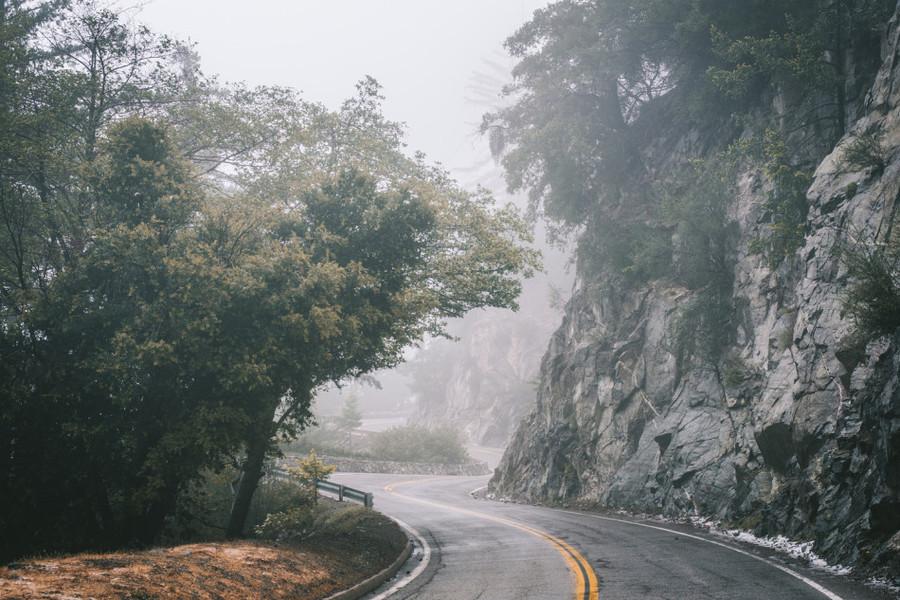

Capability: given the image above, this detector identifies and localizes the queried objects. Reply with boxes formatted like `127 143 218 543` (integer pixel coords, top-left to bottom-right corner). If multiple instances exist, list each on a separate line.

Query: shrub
662 152 738 368
722 356 752 388
577 219 672 284
842 233 900 338
369 425 469 464
287 450 336 503
255 506 318 542
163 464 315 543
313 505 374 537
841 129 886 175
281 422 369 459
751 131 813 268
670 287 734 368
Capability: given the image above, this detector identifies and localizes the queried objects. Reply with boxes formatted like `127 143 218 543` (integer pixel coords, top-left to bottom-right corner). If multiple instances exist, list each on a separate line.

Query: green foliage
255 506 318 542
662 152 740 366
707 0 891 144
708 22 832 100
670 287 735 367
842 233 900 338
0 1 539 560
722 355 753 388
282 422 370 459
662 154 739 290
841 129 887 174
485 0 889 245
255 502 393 546
164 467 312 543
577 220 672 284
288 450 336 496
749 131 813 268
369 425 469 464
312 505 375 537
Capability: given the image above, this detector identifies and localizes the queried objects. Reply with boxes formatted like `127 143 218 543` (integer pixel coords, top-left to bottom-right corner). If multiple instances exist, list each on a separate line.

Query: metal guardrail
271 468 373 508
315 479 374 508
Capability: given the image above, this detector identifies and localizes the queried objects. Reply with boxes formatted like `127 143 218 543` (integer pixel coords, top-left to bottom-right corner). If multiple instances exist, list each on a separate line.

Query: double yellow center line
384 480 599 600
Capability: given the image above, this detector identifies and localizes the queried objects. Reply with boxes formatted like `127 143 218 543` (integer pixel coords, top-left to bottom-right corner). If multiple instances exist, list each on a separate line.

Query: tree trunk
226 385 314 538
138 483 177 545
225 420 273 538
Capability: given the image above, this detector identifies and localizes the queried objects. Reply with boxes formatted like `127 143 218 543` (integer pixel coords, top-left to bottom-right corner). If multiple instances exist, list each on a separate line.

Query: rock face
492 7 900 577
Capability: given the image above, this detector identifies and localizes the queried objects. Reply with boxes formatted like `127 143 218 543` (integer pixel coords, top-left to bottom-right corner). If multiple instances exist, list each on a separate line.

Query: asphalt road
331 473 896 600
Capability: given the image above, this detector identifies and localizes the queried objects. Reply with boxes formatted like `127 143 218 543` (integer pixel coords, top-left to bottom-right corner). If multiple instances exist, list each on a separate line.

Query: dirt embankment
0 504 407 600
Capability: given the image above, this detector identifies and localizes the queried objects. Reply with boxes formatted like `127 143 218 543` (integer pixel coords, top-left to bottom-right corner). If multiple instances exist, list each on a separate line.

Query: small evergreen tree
336 395 363 450
288 450 336 503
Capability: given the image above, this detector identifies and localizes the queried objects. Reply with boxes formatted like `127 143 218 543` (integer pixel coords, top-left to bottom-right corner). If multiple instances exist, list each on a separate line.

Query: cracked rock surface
492 3 900 580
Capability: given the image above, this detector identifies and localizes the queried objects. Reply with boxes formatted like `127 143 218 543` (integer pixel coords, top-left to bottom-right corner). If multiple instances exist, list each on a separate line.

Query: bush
722 355 754 388
841 129 886 175
369 425 469 464
577 219 672 285
314 505 376 537
281 421 370 459
163 465 314 543
255 506 318 542
286 450 336 503
670 287 734 368
842 233 900 338
750 131 813 268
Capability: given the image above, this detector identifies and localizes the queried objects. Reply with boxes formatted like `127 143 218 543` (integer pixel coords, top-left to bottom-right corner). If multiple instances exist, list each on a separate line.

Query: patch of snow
866 577 900 594
684 516 852 576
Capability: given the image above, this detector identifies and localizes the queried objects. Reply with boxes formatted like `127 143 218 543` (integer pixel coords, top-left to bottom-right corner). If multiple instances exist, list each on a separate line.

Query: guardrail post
365 492 373 508
338 484 344 502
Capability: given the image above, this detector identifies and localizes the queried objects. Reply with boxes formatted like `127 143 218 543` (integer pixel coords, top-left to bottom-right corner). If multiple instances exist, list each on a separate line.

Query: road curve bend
332 474 893 600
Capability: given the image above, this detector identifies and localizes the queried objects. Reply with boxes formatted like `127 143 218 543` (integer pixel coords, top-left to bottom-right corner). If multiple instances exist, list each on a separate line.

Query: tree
224 165 538 537
27 117 254 545
288 450 336 503
0 4 539 557
336 394 363 450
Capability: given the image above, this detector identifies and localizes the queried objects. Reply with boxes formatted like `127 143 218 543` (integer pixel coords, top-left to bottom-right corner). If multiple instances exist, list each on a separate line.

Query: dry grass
0 527 401 599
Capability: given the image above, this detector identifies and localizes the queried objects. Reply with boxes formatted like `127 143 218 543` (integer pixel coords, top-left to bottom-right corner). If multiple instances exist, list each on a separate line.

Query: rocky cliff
492 5 900 579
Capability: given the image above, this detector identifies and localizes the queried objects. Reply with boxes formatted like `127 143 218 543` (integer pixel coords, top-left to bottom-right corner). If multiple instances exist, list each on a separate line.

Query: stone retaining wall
319 455 491 476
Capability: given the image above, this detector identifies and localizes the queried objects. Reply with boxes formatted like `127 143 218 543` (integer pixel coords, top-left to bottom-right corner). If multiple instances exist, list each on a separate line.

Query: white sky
136 0 550 180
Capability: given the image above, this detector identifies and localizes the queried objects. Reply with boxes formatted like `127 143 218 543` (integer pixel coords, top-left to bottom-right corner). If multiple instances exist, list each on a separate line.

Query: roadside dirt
0 507 406 599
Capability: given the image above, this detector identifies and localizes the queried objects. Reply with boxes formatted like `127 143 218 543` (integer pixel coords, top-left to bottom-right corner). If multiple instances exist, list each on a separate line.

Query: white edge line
557 509 845 600
366 516 431 600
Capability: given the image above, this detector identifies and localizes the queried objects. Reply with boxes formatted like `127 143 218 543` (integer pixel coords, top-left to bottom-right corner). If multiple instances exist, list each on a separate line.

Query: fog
137 0 548 177
133 0 564 442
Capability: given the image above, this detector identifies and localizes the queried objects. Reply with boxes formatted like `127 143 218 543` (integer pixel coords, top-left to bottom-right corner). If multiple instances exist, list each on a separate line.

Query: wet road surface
332 473 895 600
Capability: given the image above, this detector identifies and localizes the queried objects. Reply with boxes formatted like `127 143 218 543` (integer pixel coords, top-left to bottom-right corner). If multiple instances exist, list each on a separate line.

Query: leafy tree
27 118 257 545
0 2 538 557
225 165 537 536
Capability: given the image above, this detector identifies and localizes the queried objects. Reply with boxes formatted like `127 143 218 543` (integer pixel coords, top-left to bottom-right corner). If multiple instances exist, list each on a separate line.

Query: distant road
466 445 506 470
358 416 409 433
332 473 893 600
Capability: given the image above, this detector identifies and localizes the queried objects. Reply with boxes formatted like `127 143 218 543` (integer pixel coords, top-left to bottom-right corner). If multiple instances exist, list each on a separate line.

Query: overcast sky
136 0 550 182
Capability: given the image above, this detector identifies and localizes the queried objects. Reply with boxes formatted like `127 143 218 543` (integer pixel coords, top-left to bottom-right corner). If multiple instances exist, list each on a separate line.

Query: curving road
331 473 895 600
